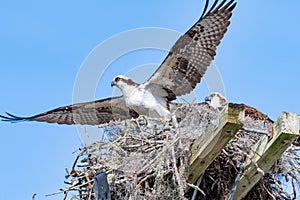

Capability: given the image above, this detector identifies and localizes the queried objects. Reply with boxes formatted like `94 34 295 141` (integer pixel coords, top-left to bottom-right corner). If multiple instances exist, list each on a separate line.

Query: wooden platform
187 103 299 199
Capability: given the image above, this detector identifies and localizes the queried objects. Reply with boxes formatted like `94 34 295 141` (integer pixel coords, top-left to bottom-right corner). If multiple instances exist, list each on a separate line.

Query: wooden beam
188 103 245 184
233 112 300 200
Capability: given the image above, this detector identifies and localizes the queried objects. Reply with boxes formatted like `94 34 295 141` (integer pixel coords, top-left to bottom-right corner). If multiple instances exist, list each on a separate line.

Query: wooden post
188 103 244 184
233 112 300 200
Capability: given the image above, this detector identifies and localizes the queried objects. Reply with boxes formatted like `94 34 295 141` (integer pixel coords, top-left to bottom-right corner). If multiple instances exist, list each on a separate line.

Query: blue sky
1 1 300 199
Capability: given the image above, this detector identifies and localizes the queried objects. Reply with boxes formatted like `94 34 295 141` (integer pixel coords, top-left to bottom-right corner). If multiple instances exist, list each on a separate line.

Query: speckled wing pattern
244 105 274 123
0 0 237 126
147 0 236 97
0 97 136 125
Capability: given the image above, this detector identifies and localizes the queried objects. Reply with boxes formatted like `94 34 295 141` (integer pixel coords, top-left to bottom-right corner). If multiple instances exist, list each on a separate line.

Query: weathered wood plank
188 103 245 184
233 112 300 200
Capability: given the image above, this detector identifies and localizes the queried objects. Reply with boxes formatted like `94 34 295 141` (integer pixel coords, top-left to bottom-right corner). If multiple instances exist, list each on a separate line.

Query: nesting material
54 103 299 200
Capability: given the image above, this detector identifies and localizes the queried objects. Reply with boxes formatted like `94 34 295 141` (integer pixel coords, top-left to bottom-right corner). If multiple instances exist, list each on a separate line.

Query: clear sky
1 1 300 199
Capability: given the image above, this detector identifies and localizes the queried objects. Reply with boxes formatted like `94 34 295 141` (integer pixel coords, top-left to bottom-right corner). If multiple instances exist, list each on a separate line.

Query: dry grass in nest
47 104 300 200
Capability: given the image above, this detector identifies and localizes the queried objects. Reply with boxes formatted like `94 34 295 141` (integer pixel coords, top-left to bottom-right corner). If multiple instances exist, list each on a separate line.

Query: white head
205 92 227 110
111 75 139 96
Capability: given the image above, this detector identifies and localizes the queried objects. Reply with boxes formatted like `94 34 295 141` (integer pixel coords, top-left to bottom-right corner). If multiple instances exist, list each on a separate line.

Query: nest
50 103 300 200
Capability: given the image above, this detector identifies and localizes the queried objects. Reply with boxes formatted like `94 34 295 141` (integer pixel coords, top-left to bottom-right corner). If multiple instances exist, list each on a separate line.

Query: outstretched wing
147 0 236 97
0 96 138 125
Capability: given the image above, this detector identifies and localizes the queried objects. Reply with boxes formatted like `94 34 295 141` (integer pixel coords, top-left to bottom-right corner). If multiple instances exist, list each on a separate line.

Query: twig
187 182 206 197
45 180 94 197
292 178 297 200
240 127 270 137
138 172 157 186
191 174 204 200
172 144 184 197
262 184 276 200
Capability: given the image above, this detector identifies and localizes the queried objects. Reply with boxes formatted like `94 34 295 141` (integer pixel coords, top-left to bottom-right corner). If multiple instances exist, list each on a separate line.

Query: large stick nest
52 103 299 200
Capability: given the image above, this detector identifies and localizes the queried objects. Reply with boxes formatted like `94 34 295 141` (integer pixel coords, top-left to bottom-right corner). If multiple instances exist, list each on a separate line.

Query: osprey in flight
1 0 237 125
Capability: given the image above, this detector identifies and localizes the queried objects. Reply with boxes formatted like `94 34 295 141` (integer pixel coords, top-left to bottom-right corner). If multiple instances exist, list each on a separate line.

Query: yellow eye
115 77 120 82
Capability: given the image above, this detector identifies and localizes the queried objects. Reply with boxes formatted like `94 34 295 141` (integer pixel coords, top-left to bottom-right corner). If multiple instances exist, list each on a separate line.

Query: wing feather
244 104 274 123
0 96 136 125
147 0 237 97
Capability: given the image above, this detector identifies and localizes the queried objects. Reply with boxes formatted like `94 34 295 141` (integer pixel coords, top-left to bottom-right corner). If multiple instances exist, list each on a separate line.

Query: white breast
124 85 171 119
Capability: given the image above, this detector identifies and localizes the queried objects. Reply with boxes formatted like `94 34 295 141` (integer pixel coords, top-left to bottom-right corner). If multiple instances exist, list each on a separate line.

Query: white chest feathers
205 92 227 111
124 86 171 119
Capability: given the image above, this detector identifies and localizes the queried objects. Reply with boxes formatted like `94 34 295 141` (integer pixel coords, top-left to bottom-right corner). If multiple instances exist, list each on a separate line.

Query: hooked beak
111 81 116 87
205 96 211 102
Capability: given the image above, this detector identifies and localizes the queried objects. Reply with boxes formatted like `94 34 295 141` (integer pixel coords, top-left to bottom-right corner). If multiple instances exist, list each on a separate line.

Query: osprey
204 92 274 123
204 92 227 111
0 0 237 125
